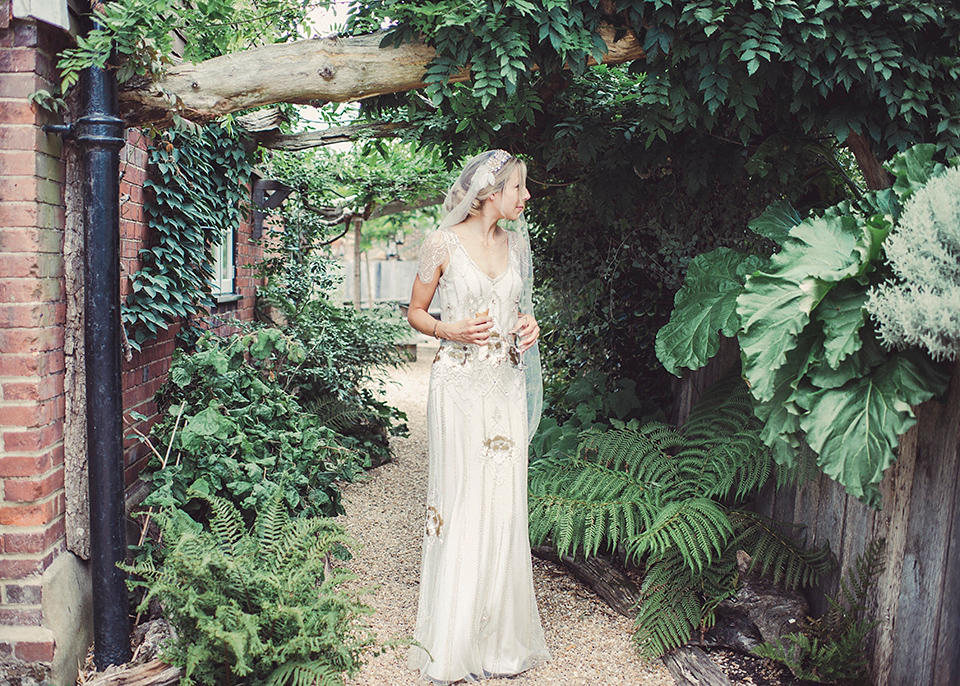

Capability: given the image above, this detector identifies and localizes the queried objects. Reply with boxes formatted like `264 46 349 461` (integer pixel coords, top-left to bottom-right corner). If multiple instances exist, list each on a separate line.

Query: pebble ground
340 342 675 686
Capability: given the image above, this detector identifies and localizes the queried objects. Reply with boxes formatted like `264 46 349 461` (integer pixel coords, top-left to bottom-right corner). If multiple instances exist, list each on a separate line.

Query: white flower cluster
866 165 960 360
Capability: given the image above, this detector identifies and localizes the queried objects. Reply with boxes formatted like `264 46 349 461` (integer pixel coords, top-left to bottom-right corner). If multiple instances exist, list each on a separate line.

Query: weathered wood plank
928 362 960 686
868 420 917 686
887 368 960 686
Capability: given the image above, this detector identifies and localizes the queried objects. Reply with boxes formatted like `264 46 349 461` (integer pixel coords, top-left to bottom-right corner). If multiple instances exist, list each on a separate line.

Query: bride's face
496 167 530 221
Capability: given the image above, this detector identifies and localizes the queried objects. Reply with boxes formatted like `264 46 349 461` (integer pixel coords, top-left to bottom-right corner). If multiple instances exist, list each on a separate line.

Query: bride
405 149 550 683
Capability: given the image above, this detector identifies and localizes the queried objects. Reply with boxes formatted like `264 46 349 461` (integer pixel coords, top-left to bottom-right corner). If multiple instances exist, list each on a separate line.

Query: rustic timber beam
117 26 645 125
255 121 410 151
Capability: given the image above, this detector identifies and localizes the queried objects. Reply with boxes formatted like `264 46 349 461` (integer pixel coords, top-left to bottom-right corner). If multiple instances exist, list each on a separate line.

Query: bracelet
433 321 440 339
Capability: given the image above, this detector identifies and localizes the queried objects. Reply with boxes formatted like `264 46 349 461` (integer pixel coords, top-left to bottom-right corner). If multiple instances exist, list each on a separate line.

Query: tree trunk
117 27 645 125
845 131 892 190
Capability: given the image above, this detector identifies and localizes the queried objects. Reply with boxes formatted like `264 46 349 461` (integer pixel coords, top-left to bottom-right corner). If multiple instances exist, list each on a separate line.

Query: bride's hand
443 314 493 345
511 313 540 352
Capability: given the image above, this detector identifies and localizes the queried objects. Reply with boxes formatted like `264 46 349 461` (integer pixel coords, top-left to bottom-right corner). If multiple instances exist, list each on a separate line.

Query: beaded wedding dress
408 226 550 683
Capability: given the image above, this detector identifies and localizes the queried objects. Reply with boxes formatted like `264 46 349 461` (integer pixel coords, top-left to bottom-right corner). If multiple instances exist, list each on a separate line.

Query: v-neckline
447 227 510 281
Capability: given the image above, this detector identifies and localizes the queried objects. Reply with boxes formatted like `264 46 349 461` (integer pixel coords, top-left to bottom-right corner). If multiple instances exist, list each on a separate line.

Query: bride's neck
464 214 501 240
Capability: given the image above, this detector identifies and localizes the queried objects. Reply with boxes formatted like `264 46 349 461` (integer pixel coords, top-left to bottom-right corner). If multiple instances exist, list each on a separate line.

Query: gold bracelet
433 321 440 339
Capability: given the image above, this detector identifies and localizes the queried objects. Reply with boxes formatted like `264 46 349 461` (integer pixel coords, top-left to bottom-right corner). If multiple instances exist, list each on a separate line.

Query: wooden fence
675 349 960 686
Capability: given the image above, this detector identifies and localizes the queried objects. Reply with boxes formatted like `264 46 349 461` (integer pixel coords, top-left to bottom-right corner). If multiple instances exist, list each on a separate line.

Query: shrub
145 329 366 521
125 493 373 686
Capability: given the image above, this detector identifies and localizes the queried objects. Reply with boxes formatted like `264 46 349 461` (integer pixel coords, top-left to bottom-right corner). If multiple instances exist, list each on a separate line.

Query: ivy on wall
122 123 253 351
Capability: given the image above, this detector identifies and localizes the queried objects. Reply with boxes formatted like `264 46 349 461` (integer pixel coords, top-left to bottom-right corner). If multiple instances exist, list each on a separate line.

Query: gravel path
341 342 674 686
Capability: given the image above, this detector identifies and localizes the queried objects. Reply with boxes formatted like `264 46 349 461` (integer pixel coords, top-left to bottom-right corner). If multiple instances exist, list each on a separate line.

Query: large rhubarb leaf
797 350 950 506
738 214 878 403
655 248 765 377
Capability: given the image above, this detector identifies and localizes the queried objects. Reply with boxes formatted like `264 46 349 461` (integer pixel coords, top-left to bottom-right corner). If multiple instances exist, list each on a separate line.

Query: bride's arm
407 268 492 345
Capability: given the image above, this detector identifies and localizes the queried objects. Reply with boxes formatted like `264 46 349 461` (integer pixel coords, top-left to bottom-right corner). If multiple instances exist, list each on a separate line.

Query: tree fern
530 372 835 658
729 511 834 590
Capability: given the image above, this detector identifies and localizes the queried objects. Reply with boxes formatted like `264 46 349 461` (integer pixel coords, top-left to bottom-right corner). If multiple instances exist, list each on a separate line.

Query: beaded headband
475 149 513 190
484 149 512 175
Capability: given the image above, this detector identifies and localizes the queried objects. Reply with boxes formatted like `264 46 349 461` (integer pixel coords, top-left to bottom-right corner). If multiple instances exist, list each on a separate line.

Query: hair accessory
484 149 512 176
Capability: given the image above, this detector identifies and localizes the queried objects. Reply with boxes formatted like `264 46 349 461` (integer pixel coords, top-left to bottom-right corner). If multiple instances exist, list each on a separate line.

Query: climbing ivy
122 123 253 351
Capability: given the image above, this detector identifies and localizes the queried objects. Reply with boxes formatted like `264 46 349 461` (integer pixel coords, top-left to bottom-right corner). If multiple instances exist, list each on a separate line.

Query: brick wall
117 134 265 486
0 18 266 678
0 18 68 673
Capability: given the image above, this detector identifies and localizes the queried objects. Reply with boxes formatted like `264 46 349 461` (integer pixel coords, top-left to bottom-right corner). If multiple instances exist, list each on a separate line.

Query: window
211 227 235 296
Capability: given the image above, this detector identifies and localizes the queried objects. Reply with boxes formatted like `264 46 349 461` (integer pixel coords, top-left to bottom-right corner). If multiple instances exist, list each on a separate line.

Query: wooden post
353 217 362 309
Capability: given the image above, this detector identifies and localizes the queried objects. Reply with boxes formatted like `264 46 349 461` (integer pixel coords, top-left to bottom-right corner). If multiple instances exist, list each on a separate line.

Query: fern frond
257 493 291 564
629 498 732 572
683 371 757 441
308 396 369 433
266 659 343 686
528 493 653 559
634 553 704 658
730 510 836 589
195 492 246 555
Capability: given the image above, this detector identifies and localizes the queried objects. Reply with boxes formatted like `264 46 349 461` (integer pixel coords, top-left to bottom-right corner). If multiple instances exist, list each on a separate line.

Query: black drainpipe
45 6 131 668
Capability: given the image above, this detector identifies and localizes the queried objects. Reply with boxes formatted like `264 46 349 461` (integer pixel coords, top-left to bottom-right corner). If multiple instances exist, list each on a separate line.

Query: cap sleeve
417 229 449 284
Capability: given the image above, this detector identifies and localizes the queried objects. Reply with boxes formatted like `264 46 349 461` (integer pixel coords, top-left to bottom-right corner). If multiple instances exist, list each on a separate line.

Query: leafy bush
145 329 366 521
656 145 954 506
528 373 835 657
867 165 960 361
125 493 373 686
530 369 646 463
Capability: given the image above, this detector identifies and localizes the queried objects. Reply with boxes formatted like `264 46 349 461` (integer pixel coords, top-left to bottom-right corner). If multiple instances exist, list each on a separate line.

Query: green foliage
529 373 835 657
867 165 960 361
124 492 373 686
753 539 886 684
530 369 646 464
656 144 954 506
145 329 367 521
122 123 252 351
36 0 320 109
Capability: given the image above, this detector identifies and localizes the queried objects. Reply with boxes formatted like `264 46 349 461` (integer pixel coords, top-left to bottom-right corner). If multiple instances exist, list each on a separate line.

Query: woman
406 150 550 683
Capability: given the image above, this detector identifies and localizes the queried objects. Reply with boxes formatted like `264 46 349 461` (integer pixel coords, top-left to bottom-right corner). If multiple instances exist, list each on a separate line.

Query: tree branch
117 27 645 125
253 121 410 150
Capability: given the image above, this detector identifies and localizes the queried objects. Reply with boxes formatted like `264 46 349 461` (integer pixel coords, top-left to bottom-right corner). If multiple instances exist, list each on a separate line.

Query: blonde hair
443 151 527 218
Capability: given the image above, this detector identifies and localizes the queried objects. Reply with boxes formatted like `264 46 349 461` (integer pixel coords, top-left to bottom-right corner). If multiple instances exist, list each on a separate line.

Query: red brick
14 23 38 47
0 302 65 327
3 468 64 501
0 326 65 353
0 453 52 477
15 641 54 662
0 101 37 125
2 375 61 402
0 399 61 429
0 49 37 72
0 497 58 526
0 72 38 98
0 555 44 578
5 582 42 604
2 422 62 452
0 608 43 625
0 227 63 253
2 518 64 552
0 150 36 175
0 252 63 278
0 277 62 303
0 351 63 376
